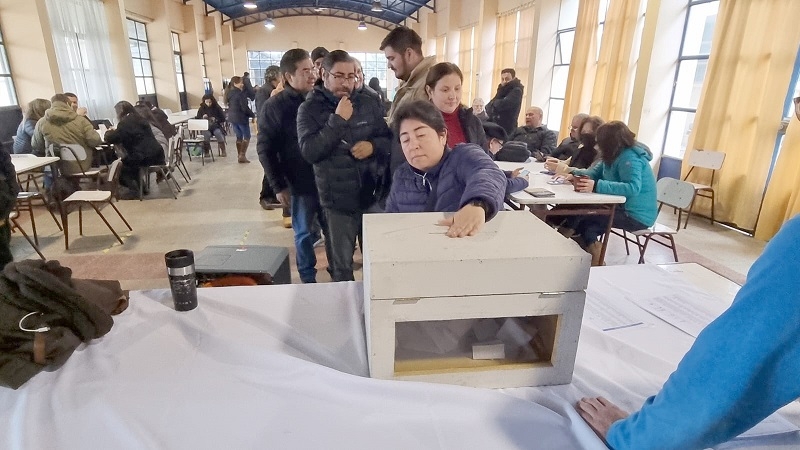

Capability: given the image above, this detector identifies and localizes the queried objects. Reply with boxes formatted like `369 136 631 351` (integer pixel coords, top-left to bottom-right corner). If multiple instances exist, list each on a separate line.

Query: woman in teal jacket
568 121 657 264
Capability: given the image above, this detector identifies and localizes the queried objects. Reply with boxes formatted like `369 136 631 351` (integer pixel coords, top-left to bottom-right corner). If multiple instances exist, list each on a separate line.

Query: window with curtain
662 0 720 158
492 12 518 89
247 51 283 85
622 0 648 123
596 0 610 60
458 27 476 104
349 52 391 99
0 25 18 107
127 19 156 96
548 0 579 130
46 0 118 119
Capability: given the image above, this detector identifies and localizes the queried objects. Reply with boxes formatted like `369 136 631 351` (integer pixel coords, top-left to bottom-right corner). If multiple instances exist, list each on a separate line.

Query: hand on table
511 167 528 180
437 204 486 238
351 141 374 160
574 177 595 193
576 397 629 443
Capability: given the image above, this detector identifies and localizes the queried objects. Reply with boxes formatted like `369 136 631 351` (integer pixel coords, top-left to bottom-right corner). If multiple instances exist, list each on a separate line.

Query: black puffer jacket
486 78 524 134
257 85 317 196
103 114 165 167
458 106 489 151
298 86 392 213
226 87 254 124
1 146 20 219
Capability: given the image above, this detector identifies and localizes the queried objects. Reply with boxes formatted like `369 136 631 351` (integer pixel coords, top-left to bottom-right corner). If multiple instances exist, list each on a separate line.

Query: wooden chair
8 211 46 260
613 177 695 264
61 159 132 250
683 149 726 228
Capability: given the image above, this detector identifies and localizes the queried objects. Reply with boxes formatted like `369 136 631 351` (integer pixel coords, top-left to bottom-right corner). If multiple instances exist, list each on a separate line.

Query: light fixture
371 1 383 12
264 17 275 29
313 7 328 12
357 20 367 31
243 1 257 9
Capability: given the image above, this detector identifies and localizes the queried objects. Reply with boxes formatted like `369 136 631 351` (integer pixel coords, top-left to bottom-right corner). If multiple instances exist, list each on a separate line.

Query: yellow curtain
682 0 800 232
492 13 517 89
589 0 642 121
435 35 447 63
755 121 800 240
513 6 536 125
458 27 475 104
560 0 600 141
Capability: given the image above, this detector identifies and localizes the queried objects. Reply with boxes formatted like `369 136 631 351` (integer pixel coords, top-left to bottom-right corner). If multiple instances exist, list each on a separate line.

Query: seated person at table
482 122 529 195
196 94 228 156
385 100 507 238
545 115 604 174
577 214 800 450
508 107 557 160
103 101 166 196
425 62 488 151
137 100 176 139
564 121 656 265
0 145 20 268
31 93 103 177
134 104 168 155
550 113 589 161
13 98 51 154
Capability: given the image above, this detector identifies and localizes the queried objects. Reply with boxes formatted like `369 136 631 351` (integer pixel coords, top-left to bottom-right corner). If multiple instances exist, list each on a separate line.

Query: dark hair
380 26 423 55
114 100 138 122
391 100 447 137
134 104 157 126
243 71 250 77
425 62 463 91
483 122 508 142
595 121 636 164
321 50 353 72
501 68 516 78
311 46 329 62
51 93 71 104
263 65 280 83
280 48 310 79
230 76 243 85
63 92 77 99
368 77 381 90
579 115 605 134
201 93 219 107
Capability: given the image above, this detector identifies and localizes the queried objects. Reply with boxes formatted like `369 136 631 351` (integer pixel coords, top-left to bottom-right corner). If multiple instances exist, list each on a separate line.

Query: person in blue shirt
565 121 657 265
577 214 800 449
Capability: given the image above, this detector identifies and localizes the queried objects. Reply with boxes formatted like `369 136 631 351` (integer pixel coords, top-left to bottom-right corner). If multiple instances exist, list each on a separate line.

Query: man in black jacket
486 68 524 134
508 106 557 159
1 145 21 267
298 50 392 282
258 49 333 283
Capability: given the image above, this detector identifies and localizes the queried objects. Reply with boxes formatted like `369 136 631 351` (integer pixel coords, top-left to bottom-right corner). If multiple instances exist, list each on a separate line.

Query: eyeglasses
330 73 358 83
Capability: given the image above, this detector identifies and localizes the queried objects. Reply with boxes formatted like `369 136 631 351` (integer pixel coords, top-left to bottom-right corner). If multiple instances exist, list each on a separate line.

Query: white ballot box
362 211 590 388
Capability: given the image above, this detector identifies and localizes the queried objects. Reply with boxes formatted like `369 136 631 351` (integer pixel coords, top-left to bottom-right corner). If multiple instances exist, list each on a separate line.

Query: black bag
495 141 531 162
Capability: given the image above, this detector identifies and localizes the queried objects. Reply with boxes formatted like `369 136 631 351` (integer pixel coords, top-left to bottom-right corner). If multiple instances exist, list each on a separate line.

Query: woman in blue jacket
385 100 507 238
567 121 657 264
13 99 51 154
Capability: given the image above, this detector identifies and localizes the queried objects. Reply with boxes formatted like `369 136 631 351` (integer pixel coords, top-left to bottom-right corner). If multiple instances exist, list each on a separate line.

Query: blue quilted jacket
385 143 507 219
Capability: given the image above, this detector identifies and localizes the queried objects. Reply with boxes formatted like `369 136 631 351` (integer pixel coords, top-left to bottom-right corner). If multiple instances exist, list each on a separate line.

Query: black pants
323 208 364 282
575 207 648 244
0 218 11 269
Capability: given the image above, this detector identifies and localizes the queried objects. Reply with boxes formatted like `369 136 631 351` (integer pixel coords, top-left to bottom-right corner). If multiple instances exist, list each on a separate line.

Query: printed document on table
584 289 650 332
627 294 718 338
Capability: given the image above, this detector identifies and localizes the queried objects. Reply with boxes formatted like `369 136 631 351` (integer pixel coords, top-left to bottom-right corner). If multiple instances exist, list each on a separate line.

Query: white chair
97 124 108 141
170 131 191 183
61 159 132 250
139 138 181 201
613 177 695 264
683 149 726 228
183 119 214 165
50 143 107 189
163 108 173 115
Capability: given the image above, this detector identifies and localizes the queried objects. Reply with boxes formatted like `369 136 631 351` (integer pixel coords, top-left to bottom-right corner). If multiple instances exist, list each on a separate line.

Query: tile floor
8 138 765 290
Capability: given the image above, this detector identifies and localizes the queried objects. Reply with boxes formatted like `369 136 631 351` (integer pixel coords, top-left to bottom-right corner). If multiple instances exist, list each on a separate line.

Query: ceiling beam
230 8 397 31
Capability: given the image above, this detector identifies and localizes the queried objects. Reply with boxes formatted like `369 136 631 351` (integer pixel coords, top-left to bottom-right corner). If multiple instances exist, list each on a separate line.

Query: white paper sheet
583 290 650 332
627 293 718 338
737 412 799 438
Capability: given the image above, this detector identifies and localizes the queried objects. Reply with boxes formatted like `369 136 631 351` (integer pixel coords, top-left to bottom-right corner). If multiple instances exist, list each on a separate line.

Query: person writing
385 100 507 238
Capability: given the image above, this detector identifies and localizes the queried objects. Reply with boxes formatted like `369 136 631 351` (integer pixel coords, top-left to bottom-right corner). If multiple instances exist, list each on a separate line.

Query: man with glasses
551 113 589 161
258 49 333 283
298 50 392 282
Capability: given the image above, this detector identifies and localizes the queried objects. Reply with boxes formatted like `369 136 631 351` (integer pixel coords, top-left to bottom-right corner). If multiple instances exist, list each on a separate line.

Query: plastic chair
183 119 214 165
50 143 107 190
683 149 726 228
613 178 695 264
61 159 132 250
138 138 181 201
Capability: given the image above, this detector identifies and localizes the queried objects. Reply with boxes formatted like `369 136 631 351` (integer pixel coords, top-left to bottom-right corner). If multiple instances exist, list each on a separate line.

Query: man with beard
297 50 392 282
258 49 334 282
486 68 524 134
380 26 436 121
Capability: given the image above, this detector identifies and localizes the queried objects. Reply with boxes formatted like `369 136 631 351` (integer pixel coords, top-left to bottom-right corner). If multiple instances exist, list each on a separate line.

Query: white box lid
363 211 590 300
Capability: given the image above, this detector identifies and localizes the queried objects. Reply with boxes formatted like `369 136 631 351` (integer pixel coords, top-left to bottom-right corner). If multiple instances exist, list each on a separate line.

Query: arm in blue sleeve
505 176 528 195
456 147 507 220
594 153 643 197
607 216 800 450
571 161 603 179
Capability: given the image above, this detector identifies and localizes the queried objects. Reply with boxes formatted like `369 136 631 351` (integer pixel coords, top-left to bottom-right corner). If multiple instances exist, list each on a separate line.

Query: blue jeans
232 122 251 140
575 207 649 244
292 193 332 283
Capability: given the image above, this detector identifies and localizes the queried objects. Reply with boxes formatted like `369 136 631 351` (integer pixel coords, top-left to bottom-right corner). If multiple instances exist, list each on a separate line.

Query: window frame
172 32 186 94
127 18 156 96
0 25 19 107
